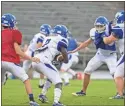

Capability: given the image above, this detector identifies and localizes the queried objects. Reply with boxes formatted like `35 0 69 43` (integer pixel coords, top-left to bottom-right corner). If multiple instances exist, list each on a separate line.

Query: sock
67 69 76 76
29 94 34 102
54 88 62 103
41 80 52 95
39 79 44 86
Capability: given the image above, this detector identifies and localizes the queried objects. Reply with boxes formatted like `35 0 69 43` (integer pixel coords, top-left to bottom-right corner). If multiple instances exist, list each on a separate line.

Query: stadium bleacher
2 1 124 70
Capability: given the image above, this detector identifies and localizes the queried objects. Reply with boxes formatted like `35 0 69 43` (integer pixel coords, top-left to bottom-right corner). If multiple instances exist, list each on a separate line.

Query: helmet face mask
94 16 108 33
94 24 106 33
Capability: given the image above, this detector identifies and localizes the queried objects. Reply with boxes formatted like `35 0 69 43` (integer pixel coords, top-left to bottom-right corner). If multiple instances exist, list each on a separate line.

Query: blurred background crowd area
2 1 124 71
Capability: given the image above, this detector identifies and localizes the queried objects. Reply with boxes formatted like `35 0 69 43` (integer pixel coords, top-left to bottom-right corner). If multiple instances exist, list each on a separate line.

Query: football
56 54 64 62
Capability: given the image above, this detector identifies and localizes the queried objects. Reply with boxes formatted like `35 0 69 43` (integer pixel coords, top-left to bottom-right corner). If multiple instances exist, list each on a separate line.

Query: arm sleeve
57 39 68 51
111 26 123 39
13 30 22 45
89 28 95 40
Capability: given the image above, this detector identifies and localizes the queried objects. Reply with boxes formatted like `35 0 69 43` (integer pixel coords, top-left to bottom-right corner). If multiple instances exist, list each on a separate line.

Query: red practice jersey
2 29 22 64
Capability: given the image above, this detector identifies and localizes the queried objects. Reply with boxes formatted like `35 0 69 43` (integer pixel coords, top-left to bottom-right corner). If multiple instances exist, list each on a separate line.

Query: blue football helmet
114 10 125 24
1 13 16 28
94 16 109 33
53 25 68 38
40 24 52 36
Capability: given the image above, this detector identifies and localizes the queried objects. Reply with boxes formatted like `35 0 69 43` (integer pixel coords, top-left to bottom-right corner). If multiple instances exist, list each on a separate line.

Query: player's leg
72 53 103 96
23 50 33 73
68 55 79 79
38 78 52 102
60 62 71 85
23 60 32 73
105 53 117 77
110 55 124 99
3 61 39 106
32 62 64 106
38 73 45 88
1 61 7 85
104 53 122 98
60 55 73 85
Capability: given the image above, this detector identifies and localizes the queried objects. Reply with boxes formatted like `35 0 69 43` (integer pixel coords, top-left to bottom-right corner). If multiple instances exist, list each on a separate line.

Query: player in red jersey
1 13 40 106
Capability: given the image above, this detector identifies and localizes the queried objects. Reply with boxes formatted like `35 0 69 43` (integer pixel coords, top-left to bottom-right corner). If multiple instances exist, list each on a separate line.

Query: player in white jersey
23 24 52 88
103 10 124 99
32 25 69 106
69 16 117 96
60 32 80 86
23 24 51 72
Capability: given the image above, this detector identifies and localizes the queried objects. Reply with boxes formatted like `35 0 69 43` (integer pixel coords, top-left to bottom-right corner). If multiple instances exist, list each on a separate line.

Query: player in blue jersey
60 32 80 85
103 10 124 99
69 16 117 96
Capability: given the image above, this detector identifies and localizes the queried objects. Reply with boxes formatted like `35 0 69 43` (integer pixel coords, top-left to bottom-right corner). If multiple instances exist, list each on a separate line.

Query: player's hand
31 57 40 63
68 50 76 54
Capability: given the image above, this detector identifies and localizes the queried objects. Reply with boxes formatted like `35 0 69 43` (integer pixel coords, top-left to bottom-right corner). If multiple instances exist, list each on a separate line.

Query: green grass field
2 79 124 106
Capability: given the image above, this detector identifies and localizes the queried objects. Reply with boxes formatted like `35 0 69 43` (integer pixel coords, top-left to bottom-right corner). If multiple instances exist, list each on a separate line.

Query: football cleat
38 94 49 103
72 90 86 96
53 102 65 106
109 94 124 99
29 101 39 106
38 84 44 88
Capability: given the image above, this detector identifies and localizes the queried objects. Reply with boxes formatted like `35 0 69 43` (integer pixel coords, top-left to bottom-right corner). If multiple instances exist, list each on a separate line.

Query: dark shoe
29 101 39 106
72 90 86 96
38 84 44 88
109 94 124 99
38 94 49 103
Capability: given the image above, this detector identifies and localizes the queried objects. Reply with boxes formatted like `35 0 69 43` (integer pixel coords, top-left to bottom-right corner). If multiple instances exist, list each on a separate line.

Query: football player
1 13 40 106
22 24 52 88
32 25 69 106
103 10 124 99
69 16 117 96
60 32 80 85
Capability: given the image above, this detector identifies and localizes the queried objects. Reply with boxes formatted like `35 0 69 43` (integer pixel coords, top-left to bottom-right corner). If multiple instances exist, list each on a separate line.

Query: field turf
2 79 124 106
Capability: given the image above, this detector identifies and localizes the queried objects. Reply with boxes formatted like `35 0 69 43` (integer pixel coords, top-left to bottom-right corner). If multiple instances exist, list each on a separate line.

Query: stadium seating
2 1 123 70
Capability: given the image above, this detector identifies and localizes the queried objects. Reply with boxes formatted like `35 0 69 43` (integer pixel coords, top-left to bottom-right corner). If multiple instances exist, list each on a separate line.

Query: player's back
36 35 68 62
28 33 46 51
2 29 22 63
67 37 79 56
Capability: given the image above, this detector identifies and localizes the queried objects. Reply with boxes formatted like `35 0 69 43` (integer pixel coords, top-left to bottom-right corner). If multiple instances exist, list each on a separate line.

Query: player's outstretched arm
14 42 40 63
68 38 92 53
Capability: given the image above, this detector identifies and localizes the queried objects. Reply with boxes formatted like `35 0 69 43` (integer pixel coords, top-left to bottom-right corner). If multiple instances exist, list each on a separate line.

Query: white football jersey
35 35 68 62
28 33 46 51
